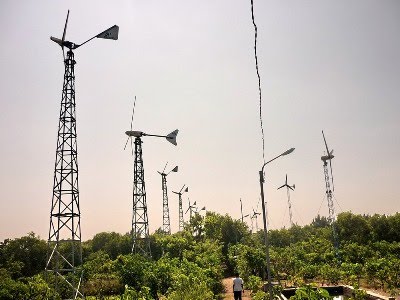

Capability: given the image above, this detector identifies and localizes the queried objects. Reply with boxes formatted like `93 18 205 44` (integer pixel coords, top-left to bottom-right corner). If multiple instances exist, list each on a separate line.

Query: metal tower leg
46 50 84 299
132 137 151 256
161 174 171 234
323 161 339 258
178 194 184 231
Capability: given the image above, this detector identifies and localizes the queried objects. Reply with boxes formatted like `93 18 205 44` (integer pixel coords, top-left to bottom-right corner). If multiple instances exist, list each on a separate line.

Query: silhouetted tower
277 174 295 227
158 163 178 234
173 185 188 231
131 137 151 255
321 130 339 258
124 104 179 254
46 11 118 299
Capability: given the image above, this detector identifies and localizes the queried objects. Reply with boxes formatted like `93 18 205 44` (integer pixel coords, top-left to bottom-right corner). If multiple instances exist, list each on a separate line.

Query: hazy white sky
0 1 399 241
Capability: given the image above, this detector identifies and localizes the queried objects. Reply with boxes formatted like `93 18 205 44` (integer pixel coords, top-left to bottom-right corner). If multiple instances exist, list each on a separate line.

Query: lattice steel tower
46 11 118 298
158 164 178 234
132 137 151 255
173 185 188 231
321 130 339 258
124 125 179 255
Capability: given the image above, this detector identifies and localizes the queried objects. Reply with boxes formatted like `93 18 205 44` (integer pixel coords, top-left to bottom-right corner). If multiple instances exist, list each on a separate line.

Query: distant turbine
158 163 178 234
277 174 295 227
173 185 188 231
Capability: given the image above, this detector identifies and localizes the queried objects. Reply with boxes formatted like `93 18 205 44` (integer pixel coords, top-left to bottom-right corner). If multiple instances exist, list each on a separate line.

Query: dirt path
222 277 252 300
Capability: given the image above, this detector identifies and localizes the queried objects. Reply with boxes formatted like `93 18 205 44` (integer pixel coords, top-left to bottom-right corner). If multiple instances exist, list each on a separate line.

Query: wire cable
250 0 266 164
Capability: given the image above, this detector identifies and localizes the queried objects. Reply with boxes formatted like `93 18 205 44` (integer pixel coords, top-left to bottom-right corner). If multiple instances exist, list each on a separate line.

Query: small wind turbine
240 198 250 223
186 199 197 220
47 10 118 299
173 185 188 231
124 96 179 255
251 208 261 232
277 174 295 227
158 163 178 235
321 130 339 258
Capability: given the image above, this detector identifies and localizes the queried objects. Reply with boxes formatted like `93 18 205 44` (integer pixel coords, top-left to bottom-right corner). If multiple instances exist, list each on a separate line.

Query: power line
250 0 266 164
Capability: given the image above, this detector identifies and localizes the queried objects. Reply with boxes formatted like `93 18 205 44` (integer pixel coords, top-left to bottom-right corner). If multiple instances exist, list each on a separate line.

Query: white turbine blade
129 96 137 131
96 25 119 40
166 129 179 145
123 136 130 150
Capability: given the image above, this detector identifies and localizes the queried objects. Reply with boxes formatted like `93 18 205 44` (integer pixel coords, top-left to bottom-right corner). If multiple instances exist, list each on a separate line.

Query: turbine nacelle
125 129 179 146
125 130 145 138
321 150 334 162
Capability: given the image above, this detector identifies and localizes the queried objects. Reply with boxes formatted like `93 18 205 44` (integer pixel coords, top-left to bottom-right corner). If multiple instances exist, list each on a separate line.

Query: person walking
232 272 244 300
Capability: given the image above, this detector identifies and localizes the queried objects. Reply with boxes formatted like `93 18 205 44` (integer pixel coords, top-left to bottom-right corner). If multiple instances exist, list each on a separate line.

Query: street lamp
259 147 295 299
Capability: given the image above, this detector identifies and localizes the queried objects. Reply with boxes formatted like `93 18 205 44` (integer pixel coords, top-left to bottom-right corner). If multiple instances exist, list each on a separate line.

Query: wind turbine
46 10 118 299
321 130 339 258
277 174 295 227
239 198 250 223
124 97 179 256
173 185 188 231
251 208 261 232
158 163 178 235
186 199 197 220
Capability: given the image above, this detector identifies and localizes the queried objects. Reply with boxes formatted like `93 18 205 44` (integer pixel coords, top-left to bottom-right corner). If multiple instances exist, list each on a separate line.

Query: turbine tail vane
96 25 119 40
166 129 179 146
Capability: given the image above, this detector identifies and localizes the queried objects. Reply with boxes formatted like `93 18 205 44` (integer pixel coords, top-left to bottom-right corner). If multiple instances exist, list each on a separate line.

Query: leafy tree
0 232 47 278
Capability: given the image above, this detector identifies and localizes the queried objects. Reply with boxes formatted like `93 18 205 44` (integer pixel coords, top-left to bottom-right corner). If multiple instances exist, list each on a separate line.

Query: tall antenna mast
158 163 178 234
321 130 339 258
173 185 188 231
277 174 295 227
46 10 118 299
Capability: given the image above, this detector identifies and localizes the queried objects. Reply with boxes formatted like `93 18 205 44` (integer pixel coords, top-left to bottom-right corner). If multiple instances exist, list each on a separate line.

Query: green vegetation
1 212 399 299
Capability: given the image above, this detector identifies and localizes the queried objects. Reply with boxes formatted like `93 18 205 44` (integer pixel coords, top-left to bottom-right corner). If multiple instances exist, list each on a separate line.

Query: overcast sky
1 0 399 241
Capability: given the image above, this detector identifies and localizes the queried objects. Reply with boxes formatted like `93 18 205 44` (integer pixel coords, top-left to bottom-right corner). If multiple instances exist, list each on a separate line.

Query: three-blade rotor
321 130 335 191
277 174 295 191
50 10 119 54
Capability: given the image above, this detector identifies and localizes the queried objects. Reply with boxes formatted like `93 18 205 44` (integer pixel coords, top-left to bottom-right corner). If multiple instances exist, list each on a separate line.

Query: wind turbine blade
130 96 137 131
123 137 130 150
322 130 330 156
62 10 70 43
329 159 335 192
277 184 285 190
285 174 288 185
185 207 190 214
162 162 168 173
166 129 179 146
288 186 294 191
